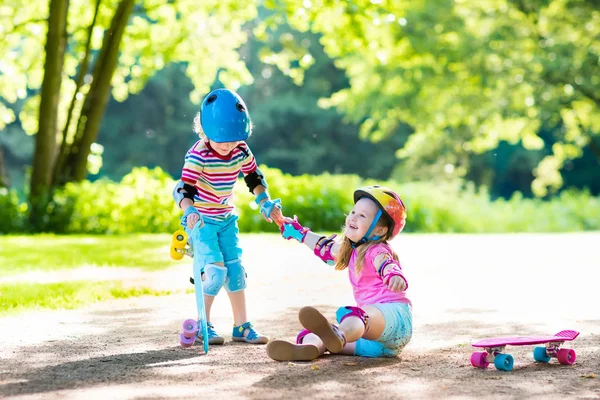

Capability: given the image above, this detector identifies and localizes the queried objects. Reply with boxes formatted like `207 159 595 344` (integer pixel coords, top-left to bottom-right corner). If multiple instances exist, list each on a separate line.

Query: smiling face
344 197 388 243
209 140 240 156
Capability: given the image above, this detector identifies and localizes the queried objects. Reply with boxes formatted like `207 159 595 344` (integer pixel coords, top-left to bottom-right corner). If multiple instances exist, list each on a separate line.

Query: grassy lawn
0 234 196 315
0 281 181 316
0 234 180 277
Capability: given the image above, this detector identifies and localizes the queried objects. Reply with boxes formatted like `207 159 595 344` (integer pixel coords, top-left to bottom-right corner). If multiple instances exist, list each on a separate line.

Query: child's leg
226 289 247 326
298 305 384 353
187 219 227 344
219 216 268 344
338 305 386 341
340 303 413 358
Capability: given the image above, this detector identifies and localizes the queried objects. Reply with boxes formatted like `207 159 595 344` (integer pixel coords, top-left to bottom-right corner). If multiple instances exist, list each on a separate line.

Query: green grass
0 234 181 277
0 280 182 316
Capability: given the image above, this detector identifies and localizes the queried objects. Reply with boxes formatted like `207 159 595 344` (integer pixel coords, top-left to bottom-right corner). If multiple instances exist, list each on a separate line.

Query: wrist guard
259 197 282 220
281 215 310 243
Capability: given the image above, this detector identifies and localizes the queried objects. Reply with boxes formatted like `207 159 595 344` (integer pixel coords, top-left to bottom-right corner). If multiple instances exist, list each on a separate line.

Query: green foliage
266 0 600 197
0 188 24 233
0 281 175 316
4 166 597 234
0 233 179 277
50 167 181 234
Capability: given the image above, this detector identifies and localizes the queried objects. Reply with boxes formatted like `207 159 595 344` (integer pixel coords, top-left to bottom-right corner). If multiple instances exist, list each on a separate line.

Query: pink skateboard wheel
180 333 195 347
182 319 198 338
557 348 576 365
470 351 490 369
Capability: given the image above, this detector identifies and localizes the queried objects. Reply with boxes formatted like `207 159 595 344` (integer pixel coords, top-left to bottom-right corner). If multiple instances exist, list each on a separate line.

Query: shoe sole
266 340 319 361
208 337 225 345
232 336 269 344
298 306 344 353
195 337 225 345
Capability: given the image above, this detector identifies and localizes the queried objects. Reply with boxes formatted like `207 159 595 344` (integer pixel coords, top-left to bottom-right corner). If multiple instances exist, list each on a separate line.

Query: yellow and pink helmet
354 185 407 240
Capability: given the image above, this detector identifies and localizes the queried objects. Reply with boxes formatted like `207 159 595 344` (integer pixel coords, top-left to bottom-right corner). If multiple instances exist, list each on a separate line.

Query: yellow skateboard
169 230 192 260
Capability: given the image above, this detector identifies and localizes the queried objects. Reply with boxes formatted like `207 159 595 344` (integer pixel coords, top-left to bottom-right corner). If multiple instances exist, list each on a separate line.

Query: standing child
173 88 283 345
267 185 412 360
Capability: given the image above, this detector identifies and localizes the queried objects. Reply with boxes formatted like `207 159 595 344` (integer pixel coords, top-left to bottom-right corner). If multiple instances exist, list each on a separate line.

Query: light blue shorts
338 302 412 358
184 214 243 265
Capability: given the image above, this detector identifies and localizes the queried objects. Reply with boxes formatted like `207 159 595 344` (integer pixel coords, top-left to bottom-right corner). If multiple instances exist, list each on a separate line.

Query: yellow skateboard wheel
172 230 188 246
170 246 184 260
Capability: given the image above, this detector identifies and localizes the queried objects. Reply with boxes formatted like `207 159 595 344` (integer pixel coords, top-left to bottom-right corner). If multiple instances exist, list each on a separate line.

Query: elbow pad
314 235 337 265
173 181 198 206
244 167 267 193
378 259 408 289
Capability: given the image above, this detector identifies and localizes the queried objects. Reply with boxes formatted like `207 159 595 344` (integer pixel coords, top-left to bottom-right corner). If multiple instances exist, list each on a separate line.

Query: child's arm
373 253 407 292
281 216 340 265
239 145 283 226
172 144 204 229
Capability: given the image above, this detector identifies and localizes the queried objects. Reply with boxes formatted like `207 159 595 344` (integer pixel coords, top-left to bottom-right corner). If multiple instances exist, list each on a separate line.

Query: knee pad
336 306 370 333
224 259 247 292
203 263 227 296
296 329 311 344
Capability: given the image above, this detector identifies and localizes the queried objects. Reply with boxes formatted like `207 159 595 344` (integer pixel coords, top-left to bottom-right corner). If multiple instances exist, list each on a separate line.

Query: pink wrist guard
280 215 310 243
314 234 337 265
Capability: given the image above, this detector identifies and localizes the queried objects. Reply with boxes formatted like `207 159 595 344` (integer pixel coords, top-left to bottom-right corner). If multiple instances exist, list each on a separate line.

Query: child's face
345 198 386 242
210 140 240 156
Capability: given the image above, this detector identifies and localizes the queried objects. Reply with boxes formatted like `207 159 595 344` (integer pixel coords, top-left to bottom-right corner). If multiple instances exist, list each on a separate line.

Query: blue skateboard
171 228 209 354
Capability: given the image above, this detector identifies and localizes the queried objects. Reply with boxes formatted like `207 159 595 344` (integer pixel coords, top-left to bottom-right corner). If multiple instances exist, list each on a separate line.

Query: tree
265 0 600 196
0 0 258 228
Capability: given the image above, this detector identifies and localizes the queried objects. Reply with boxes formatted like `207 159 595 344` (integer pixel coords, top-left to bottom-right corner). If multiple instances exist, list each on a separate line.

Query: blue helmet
200 89 252 143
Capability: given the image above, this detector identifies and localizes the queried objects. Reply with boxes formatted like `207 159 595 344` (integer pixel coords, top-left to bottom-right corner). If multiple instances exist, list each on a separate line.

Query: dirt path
1 234 599 399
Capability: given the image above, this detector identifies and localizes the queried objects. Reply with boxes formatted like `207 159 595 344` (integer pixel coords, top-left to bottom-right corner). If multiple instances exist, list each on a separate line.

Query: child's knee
224 259 247 292
203 263 228 296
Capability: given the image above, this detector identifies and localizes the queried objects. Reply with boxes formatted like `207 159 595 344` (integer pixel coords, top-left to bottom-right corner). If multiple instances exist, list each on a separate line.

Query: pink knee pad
336 306 370 333
296 329 311 344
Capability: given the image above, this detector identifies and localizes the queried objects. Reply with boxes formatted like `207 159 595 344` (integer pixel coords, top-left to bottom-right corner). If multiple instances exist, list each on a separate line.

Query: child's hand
387 275 407 292
187 213 200 230
183 206 203 230
280 216 296 224
259 198 282 223
270 206 284 227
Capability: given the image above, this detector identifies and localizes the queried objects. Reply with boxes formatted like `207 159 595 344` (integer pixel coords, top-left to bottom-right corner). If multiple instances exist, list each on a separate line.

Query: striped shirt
180 140 258 219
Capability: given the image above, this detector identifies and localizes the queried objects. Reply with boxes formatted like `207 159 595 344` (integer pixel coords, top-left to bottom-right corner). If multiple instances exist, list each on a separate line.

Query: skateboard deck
471 330 579 371
172 228 209 354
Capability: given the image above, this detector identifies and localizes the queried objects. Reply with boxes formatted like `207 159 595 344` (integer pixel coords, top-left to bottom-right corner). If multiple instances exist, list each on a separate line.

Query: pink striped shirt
180 140 257 219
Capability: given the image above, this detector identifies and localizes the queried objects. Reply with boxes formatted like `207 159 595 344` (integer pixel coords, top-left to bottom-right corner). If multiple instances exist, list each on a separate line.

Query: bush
50 167 181 234
0 187 24 234
2 166 600 234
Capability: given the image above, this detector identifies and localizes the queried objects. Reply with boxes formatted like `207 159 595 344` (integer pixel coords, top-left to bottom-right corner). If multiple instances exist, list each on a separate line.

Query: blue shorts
338 302 412 358
184 215 243 264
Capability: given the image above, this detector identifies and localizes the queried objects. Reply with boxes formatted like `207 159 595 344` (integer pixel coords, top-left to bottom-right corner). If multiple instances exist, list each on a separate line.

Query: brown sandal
298 306 346 353
266 340 319 361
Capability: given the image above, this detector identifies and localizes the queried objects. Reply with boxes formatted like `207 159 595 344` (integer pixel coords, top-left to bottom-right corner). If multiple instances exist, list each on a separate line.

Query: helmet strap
350 209 382 248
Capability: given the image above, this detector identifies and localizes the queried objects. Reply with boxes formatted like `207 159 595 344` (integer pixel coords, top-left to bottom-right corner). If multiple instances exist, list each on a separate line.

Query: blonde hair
334 218 400 274
193 112 207 140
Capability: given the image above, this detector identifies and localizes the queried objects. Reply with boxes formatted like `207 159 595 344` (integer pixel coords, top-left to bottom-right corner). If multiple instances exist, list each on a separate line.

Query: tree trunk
59 0 134 182
53 0 102 187
0 145 10 188
29 0 69 228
